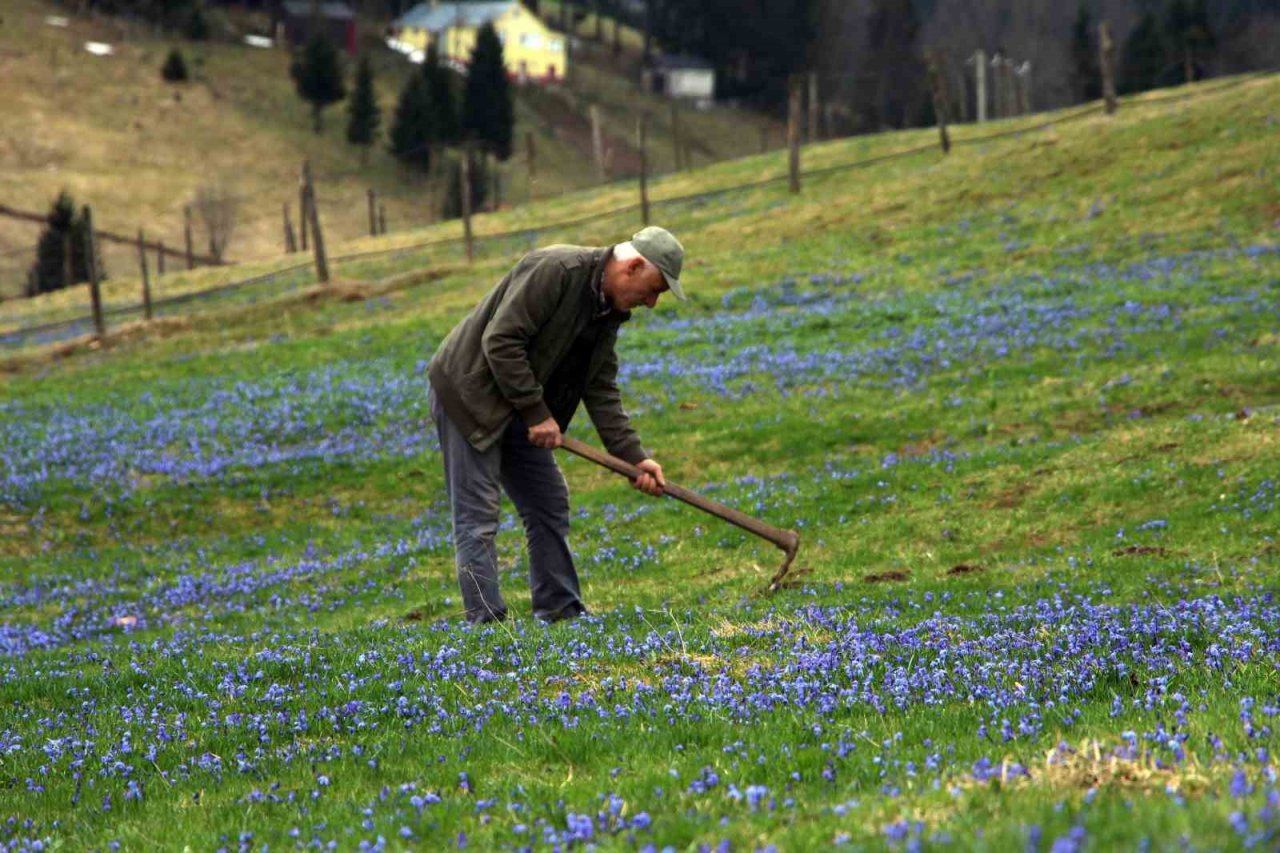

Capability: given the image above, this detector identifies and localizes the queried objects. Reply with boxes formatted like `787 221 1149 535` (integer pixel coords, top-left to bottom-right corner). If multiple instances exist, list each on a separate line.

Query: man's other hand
632 459 665 497
528 417 563 448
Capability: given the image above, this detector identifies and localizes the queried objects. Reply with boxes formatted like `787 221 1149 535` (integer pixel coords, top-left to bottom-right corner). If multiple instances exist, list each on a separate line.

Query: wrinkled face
605 257 669 311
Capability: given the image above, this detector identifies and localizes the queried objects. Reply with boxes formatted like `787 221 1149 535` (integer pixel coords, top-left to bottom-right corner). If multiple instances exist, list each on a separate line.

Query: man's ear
627 257 646 276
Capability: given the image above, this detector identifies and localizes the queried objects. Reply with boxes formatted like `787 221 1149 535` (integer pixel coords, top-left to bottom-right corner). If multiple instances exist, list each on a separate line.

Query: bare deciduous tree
192 184 238 264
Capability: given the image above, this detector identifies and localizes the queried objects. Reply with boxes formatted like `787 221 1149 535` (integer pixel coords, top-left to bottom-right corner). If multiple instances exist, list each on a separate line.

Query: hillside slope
0 0 777 298
1 68 1278 851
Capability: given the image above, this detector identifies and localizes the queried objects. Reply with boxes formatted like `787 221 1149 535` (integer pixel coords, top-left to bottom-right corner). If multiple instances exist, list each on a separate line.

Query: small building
389 1 566 84
644 53 715 106
277 1 357 55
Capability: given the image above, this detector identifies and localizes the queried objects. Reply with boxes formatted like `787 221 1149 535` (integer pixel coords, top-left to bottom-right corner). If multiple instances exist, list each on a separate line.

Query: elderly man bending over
426 226 686 624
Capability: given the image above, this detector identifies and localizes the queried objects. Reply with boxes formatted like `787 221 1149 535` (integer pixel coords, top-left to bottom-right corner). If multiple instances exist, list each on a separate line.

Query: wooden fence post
367 189 378 236
952 57 968 123
378 203 387 235
64 233 73 289
302 160 329 283
970 49 987 122
298 174 309 251
183 205 195 270
157 241 165 276
137 228 153 320
926 51 951 154
1015 61 1031 114
591 104 606 181
460 148 474 264
1100 20 1118 115
637 114 650 226
283 202 297 253
787 75 802 194
808 71 819 143
83 205 104 338
670 102 682 170
526 130 537 201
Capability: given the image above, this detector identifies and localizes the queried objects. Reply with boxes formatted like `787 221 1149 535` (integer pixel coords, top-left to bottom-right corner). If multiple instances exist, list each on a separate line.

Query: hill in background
0 0 779 298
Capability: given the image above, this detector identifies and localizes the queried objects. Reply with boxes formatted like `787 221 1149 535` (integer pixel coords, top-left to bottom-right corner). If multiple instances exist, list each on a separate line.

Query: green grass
0 73 1278 850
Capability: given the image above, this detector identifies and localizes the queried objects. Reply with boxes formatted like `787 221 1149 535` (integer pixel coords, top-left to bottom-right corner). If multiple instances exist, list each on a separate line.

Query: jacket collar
590 246 630 323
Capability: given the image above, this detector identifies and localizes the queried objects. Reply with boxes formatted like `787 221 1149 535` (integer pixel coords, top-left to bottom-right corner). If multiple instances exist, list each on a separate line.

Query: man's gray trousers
429 388 585 623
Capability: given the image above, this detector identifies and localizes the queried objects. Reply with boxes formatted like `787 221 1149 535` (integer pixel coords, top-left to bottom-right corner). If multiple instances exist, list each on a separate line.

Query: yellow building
390 1 567 84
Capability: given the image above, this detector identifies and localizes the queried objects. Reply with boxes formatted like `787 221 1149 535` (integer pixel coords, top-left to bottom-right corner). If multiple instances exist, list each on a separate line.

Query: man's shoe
466 609 508 625
536 602 587 624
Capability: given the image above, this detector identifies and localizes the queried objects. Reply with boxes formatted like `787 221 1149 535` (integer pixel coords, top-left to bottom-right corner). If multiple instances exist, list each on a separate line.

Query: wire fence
0 69 1272 354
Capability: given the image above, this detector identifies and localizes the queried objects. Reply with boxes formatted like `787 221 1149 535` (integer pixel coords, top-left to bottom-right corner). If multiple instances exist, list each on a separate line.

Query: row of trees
812 0 1273 135
76 0 214 40
291 23 514 177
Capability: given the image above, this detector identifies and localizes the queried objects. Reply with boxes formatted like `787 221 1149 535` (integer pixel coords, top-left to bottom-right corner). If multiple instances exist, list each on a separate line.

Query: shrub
162 48 189 82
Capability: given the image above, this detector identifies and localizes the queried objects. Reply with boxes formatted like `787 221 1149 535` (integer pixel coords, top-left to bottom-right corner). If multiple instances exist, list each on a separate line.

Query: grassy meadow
0 71 1278 850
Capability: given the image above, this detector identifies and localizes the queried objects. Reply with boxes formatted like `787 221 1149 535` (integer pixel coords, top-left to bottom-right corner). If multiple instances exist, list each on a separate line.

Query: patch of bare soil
1112 545 1171 557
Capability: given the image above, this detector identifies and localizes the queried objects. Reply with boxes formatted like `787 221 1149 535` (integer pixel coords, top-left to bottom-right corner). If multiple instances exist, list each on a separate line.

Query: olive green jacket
427 245 648 464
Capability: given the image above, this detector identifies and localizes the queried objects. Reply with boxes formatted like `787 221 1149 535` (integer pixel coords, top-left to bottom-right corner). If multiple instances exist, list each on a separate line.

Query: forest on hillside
639 0 1279 131
70 0 1280 132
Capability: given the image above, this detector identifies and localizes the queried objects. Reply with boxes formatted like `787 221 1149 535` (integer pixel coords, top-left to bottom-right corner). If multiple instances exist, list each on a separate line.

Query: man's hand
528 417 562 448
632 459 665 497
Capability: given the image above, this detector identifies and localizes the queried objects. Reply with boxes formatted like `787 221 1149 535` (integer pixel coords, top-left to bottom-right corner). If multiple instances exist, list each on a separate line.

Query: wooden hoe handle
558 435 800 589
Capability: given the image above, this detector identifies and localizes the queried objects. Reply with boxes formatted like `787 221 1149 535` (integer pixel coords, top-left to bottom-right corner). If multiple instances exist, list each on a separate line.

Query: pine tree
1070 4 1101 102
461 22 514 160
863 0 923 129
346 54 381 164
389 70 432 171
290 32 347 134
1166 0 1216 83
442 149 488 219
1121 11 1167 94
424 41 461 148
187 5 210 41
162 48 189 82
26 192 100 297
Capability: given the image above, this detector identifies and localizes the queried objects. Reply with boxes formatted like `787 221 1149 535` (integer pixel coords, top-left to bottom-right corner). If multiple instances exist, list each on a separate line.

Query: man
427 226 686 624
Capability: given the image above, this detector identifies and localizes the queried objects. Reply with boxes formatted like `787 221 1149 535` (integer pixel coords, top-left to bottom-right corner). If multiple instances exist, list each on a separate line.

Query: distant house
644 54 715 106
389 1 566 84
277 1 357 55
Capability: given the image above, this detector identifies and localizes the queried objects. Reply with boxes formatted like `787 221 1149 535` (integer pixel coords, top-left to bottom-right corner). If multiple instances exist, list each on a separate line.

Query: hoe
559 436 801 592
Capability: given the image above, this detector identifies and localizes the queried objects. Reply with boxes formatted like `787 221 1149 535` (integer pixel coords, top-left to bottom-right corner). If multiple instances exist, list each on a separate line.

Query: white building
644 54 715 107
